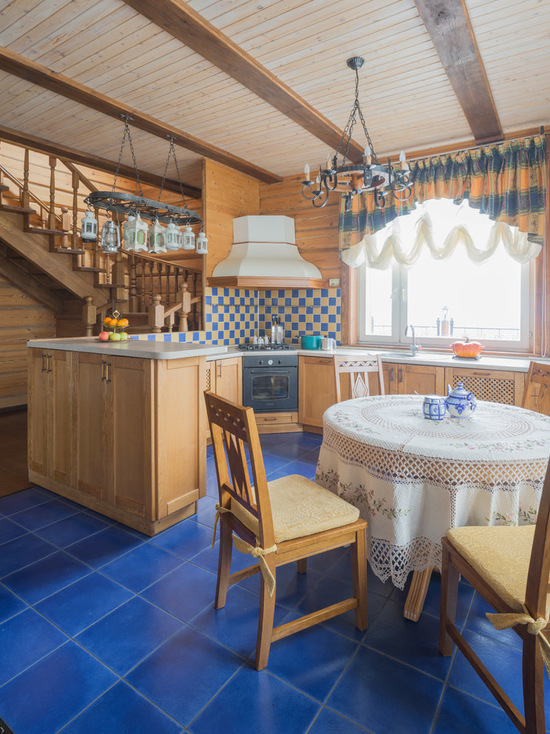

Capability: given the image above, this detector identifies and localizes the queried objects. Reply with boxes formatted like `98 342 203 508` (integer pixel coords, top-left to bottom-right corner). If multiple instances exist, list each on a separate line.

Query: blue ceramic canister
423 395 447 421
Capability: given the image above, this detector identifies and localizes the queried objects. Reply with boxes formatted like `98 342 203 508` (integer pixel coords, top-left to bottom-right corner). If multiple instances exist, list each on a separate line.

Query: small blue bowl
301 335 321 349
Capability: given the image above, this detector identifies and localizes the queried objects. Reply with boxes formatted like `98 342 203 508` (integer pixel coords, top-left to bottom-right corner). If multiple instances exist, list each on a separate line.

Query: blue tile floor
0 431 547 733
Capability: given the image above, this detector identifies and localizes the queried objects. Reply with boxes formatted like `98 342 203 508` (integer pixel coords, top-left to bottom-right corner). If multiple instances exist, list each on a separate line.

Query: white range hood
210 216 323 287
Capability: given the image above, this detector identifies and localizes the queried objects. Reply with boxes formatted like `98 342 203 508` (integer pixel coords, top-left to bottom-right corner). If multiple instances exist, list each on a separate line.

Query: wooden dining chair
204 390 368 670
522 361 550 415
440 457 550 733
333 355 385 403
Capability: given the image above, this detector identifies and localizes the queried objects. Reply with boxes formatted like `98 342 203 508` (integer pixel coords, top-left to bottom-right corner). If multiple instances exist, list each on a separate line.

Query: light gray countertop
28 337 545 372
27 337 227 360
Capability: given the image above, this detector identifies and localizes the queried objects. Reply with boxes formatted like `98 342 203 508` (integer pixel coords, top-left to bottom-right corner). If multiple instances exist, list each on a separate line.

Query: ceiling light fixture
301 57 413 212
85 116 207 254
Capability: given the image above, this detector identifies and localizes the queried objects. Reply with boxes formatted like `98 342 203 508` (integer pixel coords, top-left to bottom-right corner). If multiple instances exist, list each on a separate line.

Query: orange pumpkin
451 338 485 358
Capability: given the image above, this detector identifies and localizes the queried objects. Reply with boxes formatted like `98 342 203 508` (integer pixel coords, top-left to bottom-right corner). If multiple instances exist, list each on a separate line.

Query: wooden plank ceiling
0 0 548 193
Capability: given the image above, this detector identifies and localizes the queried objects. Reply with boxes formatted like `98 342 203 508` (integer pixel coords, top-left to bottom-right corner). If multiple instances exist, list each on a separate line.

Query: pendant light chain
111 116 144 200
158 136 188 209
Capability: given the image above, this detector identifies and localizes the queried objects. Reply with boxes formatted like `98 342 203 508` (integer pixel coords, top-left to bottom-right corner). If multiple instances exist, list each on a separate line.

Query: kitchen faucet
405 325 419 356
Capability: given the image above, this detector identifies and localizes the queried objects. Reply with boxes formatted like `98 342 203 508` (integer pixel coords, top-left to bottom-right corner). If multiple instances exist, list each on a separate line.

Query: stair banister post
113 251 127 305
82 296 97 337
148 293 164 334
71 171 79 251
129 256 138 312
178 282 192 333
48 157 57 231
22 148 30 209
61 207 70 249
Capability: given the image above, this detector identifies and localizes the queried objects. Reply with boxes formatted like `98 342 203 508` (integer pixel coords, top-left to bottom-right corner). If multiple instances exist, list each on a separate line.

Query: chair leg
255 556 277 671
523 633 546 734
215 518 233 609
297 558 307 574
351 527 368 631
439 544 459 656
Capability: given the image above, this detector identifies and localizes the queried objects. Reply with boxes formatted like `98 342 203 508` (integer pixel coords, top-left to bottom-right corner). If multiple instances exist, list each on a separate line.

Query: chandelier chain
112 116 144 200
158 136 188 209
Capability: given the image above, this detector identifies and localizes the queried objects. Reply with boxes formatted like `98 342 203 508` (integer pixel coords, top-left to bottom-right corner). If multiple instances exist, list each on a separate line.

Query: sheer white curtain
341 199 542 270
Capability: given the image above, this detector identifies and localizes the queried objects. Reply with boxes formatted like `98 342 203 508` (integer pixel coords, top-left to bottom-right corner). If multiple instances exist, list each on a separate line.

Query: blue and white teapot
446 382 477 418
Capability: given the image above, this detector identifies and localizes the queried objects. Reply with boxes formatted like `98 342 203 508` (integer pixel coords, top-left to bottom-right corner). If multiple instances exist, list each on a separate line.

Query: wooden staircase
0 148 203 336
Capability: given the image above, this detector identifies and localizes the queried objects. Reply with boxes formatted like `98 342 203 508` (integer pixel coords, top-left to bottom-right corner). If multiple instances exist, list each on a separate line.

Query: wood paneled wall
203 159 260 279
259 174 341 282
0 274 55 408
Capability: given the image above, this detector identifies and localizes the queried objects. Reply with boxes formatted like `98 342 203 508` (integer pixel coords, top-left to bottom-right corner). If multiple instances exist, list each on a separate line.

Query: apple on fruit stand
99 331 109 341
119 332 129 341
109 332 121 341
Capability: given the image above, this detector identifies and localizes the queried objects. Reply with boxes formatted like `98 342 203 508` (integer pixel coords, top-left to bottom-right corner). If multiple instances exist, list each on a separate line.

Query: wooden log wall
0 274 55 408
259 173 341 283
203 159 260 280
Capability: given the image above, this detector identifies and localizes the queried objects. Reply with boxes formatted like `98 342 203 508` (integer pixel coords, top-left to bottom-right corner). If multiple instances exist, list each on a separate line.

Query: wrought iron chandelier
301 57 413 212
84 116 207 254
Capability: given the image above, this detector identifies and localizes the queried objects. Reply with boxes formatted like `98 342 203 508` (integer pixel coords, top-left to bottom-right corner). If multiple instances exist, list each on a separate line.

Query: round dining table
315 394 550 620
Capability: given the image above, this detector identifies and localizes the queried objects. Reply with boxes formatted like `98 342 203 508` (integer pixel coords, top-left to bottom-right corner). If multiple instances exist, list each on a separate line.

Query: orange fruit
118 318 129 328
103 317 113 326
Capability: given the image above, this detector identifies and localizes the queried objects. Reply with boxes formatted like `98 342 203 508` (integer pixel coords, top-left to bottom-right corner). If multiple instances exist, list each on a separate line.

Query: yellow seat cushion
447 525 538 613
230 474 360 543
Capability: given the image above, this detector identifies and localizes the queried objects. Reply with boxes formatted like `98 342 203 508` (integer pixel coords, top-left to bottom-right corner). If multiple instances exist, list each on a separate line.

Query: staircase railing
0 139 203 335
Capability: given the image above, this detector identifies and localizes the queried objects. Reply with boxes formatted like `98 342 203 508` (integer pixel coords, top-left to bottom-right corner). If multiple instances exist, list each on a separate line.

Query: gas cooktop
238 343 293 351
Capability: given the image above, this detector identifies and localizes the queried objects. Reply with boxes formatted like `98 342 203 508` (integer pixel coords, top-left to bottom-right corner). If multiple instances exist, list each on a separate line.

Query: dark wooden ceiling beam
0 47 281 184
121 0 365 161
0 123 200 197
413 0 503 143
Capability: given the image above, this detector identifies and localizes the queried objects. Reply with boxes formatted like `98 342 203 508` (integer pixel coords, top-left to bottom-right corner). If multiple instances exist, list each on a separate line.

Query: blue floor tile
433 686 520 734
101 542 184 592
8 498 78 531
127 625 243 727
421 573 475 627
190 537 255 576
464 592 522 648
267 460 318 481
35 572 134 636
189 665 320 734
61 680 182 734
266 623 359 701
3 550 91 604
238 561 327 610
0 641 116 734
0 583 28 622
141 562 216 621
0 487 51 516
194 495 220 529
192 583 289 659
0 607 66 686
66 525 143 568
76 596 183 675
327 645 444 732
308 707 373 734
150 519 214 559
363 597 454 680
35 511 110 547
0 516 27 544
0 532 56 578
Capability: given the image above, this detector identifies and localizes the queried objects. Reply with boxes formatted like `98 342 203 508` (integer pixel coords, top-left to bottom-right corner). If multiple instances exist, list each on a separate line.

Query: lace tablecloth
315 395 550 589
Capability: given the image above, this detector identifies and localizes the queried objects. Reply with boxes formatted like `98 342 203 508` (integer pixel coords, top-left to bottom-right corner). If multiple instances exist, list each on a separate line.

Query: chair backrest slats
523 361 550 416
204 390 275 547
333 355 385 403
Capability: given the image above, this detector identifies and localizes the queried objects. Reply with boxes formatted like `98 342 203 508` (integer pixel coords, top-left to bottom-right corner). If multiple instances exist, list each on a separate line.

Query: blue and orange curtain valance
339 135 546 267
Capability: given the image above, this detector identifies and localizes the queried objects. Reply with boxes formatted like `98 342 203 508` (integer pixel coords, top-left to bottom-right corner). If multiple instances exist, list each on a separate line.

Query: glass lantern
182 224 196 251
124 212 148 252
100 219 120 253
148 218 167 254
165 221 182 250
196 229 208 254
81 210 98 242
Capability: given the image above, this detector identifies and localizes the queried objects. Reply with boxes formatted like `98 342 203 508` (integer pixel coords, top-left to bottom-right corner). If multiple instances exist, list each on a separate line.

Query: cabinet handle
218 362 222 380
41 353 47 373
46 354 53 373
389 367 394 382
399 367 403 383
263 417 277 421
101 360 107 382
106 362 112 384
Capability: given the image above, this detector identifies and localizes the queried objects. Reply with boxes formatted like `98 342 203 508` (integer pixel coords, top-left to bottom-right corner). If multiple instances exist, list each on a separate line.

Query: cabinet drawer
255 411 298 425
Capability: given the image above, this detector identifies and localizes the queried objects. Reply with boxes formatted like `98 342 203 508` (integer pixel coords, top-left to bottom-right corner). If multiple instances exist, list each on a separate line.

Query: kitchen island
27 338 226 536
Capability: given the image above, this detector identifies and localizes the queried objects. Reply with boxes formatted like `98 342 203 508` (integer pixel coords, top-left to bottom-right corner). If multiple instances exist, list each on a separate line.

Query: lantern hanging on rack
196 229 208 255
84 118 207 252
182 225 196 251
81 209 98 242
100 218 120 254
148 218 167 254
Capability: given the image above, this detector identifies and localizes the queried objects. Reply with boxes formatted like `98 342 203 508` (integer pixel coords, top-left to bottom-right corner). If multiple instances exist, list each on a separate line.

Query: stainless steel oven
242 354 298 412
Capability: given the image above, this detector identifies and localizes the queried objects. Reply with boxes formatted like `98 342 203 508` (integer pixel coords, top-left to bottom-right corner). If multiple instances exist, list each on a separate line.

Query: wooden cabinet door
396 364 445 395
50 350 73 486
110 356 152 520
444 367 524 406
383 363 399 395
299 356 337 429
214 357 242 403
28 348 49 476
75 352 108 500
